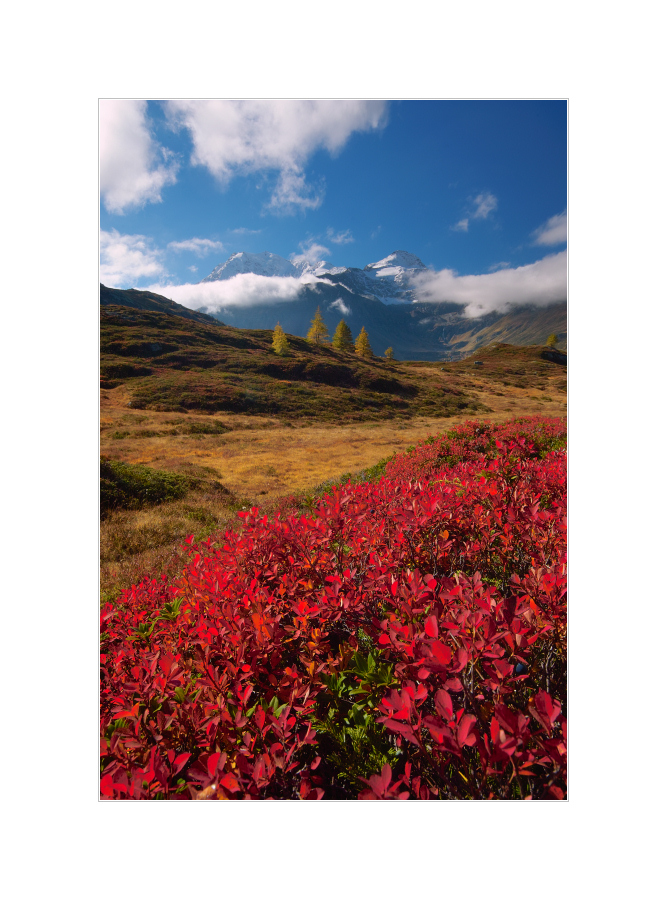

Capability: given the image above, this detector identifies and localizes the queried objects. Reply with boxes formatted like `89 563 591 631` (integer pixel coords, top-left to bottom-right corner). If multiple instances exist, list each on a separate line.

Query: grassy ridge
101 304 487 422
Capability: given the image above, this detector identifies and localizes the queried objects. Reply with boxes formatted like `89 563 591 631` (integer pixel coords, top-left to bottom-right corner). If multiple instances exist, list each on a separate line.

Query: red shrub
101 416 566 799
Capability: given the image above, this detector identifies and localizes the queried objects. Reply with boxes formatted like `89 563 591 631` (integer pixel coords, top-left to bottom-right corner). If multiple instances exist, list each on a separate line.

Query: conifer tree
306 306 329 345
355 326 373 358
332 319 354 352
384 346 395 360
272 322 289 355
546 333 558 349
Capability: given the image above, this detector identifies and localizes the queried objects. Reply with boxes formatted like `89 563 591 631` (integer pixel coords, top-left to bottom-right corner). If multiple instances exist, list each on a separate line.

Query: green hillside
101 304 488 423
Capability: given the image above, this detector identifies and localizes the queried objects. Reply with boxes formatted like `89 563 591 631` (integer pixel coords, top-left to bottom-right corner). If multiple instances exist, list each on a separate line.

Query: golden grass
101 369 565 504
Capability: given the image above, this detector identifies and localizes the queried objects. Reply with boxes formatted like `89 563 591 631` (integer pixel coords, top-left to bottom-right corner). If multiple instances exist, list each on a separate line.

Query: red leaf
454 647 468 671
434 689 453 720
381 719 420 745
220 773 241 794
239 684 253 706
207 752 222 780
425 615 438 639
100 774 114 798
173 752 191 775
431 641 452 666
379 763 392 793
112 702 139 720
457 714 477 747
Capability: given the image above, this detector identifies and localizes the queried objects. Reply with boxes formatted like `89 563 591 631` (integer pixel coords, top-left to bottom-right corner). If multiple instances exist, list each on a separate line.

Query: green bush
100 458 197 517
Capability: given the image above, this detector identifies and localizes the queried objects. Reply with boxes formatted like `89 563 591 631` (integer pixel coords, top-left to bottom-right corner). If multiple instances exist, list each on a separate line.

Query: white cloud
100 229 167 287
147 272 322 312
188 265 198 273
164 99 388 213
409 250 567 318
488 261 510 271
267 167 324 213
167 237 224 256
532 210 567 245
100 100 179 214
326 228 354 244
290 240 330 268
329 298 351 316
230 227 262 235
452 193 498 233
472 192 498 219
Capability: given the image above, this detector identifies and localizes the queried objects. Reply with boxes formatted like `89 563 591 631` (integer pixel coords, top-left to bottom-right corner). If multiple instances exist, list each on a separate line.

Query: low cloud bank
409 250 567 318
146 272 323 312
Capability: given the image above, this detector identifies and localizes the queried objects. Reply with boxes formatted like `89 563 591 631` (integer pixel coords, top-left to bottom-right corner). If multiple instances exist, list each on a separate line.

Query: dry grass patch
100 485 247 603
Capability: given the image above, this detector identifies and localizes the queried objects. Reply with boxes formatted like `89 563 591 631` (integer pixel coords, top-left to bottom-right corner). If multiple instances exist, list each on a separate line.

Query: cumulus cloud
164 99 388 213
326 227 354 244
167 237 224 256
532 210 567 246
409 250 567 318
146 272 322 312
471 192 498 219
329 298 351 316
290 240 330 269
100 100 179 214
100 229 167 287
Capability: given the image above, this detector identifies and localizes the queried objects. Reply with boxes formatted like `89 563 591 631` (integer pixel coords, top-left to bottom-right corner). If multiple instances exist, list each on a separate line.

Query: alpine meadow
100 99 567 800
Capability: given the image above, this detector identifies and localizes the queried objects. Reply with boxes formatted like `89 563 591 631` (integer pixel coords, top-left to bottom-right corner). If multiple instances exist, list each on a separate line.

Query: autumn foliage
101 416 566 800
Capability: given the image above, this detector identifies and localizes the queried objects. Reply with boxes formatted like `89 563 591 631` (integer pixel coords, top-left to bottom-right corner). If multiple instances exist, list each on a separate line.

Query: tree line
272 307 394 360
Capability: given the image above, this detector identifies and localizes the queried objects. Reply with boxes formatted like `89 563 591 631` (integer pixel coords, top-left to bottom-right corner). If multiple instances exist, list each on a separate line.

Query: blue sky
100 99 566 313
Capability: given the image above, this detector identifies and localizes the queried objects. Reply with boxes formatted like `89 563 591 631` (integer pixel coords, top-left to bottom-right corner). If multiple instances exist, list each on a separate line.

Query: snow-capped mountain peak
199 249 430 306
200 251 301 282
364 251 427 272
290 257 329 277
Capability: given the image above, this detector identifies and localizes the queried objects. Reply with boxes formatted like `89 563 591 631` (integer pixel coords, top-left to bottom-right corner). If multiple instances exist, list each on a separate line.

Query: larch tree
546 333 558 348
384 346 395 360
332 319 354 352
355 326 373 358
307 307 329 345
272 323 289 355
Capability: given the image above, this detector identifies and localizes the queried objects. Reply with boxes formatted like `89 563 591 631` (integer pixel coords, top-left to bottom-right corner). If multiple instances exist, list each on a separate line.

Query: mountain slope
100 284 223 327
199 281 566 361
